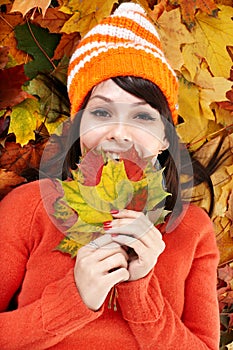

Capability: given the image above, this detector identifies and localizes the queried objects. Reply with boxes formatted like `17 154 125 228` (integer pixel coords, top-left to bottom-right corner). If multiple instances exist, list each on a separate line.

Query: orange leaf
0 7 28 65
168 0 219 29
10 0 51 17
0 138 47 174
32 8 71 33
53 32 80 60
0 169 26 200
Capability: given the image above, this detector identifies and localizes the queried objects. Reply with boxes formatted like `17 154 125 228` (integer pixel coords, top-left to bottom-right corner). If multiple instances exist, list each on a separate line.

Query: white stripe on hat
111 11 159 40
68 42 176 92
70 25 164 65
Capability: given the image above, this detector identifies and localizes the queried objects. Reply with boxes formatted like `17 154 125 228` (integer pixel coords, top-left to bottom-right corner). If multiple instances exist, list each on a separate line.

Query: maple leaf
187 5 233 79
32 8 71 33
14 22 61 79
157 8 194 71
60 0 118 37
54 148 170 256
168 0 219 30
0 64 33 109
53 32 81 60
10 0 51 17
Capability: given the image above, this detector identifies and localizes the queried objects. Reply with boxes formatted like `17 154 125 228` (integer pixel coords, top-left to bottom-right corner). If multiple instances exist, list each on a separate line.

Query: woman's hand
74 234 130 311
105 209 166 281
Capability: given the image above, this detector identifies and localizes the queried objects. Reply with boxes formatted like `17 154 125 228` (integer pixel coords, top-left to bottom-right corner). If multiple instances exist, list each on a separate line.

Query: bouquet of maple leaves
54 146 170 257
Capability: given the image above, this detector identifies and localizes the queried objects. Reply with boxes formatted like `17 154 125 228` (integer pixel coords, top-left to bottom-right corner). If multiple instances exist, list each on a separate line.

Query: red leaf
119 145 147 181
79 145 148 186
78 151 105 186
0 64 34 109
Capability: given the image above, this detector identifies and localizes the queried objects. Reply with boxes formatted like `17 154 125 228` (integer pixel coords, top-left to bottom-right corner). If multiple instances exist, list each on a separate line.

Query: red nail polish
111 234 118 237
110 209 119 214
103 221 112 227
104 226 112 230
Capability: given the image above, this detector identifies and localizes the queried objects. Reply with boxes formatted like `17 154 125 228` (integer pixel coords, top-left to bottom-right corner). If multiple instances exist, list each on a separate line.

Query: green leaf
143 166 171 210
25 74 70 123
14 22 61 79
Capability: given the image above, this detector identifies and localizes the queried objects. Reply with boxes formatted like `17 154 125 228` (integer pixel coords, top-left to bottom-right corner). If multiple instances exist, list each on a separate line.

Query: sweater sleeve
0 182 104 350
116 214 220 350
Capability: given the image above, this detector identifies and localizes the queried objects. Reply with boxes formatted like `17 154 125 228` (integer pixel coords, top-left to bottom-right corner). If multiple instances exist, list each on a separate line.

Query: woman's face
80 79 169 159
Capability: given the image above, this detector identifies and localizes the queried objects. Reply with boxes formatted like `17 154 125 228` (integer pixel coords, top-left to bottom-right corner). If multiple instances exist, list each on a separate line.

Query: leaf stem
26 17 57 70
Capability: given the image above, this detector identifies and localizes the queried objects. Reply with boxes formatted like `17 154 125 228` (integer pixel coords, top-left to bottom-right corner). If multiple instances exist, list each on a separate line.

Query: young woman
0 3 220 349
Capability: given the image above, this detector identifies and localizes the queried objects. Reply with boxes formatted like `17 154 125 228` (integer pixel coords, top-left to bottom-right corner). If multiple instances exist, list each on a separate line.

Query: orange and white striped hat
67 3 178 124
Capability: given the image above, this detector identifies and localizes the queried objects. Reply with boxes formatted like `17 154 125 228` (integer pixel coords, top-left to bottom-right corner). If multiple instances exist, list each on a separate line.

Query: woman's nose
107 122 132 142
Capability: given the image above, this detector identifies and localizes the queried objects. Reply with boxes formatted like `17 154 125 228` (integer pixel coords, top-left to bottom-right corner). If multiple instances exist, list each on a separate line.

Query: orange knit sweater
0 179 220 349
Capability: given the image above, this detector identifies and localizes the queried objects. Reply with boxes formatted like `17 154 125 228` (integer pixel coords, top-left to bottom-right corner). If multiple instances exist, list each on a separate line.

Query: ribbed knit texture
0 180 220 349
67 3 178 124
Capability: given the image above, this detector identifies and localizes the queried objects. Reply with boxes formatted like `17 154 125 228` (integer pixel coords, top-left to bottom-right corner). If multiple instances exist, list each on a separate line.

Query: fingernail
110 209 119 214
111 234 118 237
103 221 112 227
104 226 112 230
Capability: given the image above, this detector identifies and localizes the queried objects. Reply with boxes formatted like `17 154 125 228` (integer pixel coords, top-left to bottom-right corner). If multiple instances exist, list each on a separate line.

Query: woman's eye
90 109 110 118
134 113 156 121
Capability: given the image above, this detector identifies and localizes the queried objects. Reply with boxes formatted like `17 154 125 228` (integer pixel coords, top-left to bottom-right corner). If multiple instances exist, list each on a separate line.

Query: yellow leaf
10 99 42 145
95 159 133 204
176 78 209 148
10 0 51 17
60 12 81 34
184 5 233 79
9 98 66 145
187 134 233 265
212 103 233 127
215 215 233 265
157 9 194 71
55 236 80 258
60 178 113 224
199 77 233 121
214 164 233 217
60 0 118 36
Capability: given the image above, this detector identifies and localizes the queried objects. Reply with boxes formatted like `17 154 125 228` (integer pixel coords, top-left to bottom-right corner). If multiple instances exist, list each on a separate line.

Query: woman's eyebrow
89 95 147 106
89 95 112 103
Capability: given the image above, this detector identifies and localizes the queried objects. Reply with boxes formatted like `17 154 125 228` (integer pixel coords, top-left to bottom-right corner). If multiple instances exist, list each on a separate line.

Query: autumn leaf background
0 0 233 348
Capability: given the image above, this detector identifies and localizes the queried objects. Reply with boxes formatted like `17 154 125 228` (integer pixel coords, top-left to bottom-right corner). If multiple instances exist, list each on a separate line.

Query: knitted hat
67 3 178 124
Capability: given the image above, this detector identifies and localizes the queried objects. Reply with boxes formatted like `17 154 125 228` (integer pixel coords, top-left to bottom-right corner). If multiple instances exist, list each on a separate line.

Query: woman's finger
105 214 153 239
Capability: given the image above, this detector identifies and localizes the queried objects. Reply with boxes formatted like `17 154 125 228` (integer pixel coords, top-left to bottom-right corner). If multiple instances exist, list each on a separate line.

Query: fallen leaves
59 0 118 37
168 0 219 29
10 0 51 17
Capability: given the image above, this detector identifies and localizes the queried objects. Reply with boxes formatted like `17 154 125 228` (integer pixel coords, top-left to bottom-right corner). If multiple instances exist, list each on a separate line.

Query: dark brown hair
62 76 216 217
